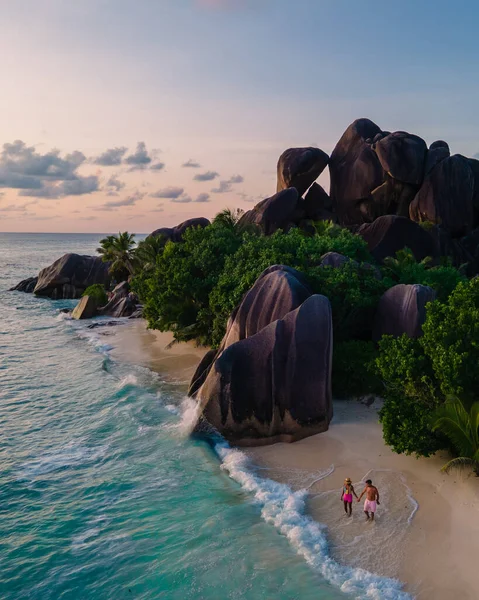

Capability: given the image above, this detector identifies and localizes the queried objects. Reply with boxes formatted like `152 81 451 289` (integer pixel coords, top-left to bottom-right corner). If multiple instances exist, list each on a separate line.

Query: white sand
246 400 479 600
109 319 209 382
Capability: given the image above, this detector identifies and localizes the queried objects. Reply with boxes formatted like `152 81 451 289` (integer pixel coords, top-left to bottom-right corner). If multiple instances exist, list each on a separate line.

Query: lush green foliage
433 398 479 476
376 335 444 456
381 248 465 301
82 284 108 306
209 224 372 346
332 341 382 399
97 232 136 282
376 278 479 457
133 223 245 344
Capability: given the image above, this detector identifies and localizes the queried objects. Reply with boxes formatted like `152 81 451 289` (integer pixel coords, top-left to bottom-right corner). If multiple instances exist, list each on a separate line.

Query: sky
1 0 479 233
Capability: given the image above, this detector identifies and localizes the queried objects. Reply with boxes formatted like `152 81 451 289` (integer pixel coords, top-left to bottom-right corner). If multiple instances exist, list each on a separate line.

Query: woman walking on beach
341 477 358 516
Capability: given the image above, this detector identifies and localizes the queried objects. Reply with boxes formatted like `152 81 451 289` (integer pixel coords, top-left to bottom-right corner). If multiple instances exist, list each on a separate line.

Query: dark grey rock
409 155 474 237
425 141 450 175
358 215 437 263
194 294 333 445
276 147 329 197
373 284 437 341
33 254 110 299
237 188 299 235
373 131 427 185
149 217 210 243
9 276 38 293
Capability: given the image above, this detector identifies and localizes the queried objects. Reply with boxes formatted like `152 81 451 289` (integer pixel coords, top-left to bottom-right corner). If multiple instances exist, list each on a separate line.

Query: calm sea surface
0 233 409 600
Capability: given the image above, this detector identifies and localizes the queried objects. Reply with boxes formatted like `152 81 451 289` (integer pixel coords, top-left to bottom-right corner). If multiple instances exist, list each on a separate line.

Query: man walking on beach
357 479 380 521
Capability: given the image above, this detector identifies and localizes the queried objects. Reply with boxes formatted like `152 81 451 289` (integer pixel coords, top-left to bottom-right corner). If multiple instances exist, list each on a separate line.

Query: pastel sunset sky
1 0 479 233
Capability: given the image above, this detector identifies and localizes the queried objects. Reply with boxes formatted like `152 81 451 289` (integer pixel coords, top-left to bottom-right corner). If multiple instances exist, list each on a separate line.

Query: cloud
150 162 165 171
125 142 152 170
171 194 192 203
150 207 165 212
211 174 244 193
93 146 128 166
194 193 210 203
79 216 97 221
182 159 201 168
105 174 125 192
0 201 37 212
95 190 145 211
194 170 219 181
150 186 185 199
0 140 99 198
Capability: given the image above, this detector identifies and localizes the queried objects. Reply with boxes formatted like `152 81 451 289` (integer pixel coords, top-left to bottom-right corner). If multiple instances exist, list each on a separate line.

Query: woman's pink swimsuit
343 486 353 503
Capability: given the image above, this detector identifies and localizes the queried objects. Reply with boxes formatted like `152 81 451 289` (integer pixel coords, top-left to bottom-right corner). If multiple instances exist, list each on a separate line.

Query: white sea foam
215 442 413 600
56 311 72 321
116 374 138 389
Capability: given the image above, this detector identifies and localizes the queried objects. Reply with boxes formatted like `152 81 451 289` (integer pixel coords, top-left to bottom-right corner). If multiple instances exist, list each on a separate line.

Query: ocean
0 233 411 600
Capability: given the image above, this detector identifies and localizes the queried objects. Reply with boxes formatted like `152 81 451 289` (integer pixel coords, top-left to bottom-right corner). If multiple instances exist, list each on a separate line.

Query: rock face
194 294 333 445
409 155 475 236
189 265 311 397
329 118 384 227
33 254 110 299
425 140 450 175
149 217 210 242
72 295 100 320
9 277 38 293
299 182 335 221
373 284 437 341
98 281 139 318
238 188 299 235
358 215 437 263
276 147 329 197
320 251 354 269
373 131 427 185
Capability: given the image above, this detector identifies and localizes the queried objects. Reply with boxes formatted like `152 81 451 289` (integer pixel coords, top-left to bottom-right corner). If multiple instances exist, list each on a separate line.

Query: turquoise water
0 233 411 600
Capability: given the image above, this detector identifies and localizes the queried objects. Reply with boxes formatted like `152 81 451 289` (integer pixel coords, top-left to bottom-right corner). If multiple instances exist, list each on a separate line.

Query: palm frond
440 457 477 474
433 399 475 458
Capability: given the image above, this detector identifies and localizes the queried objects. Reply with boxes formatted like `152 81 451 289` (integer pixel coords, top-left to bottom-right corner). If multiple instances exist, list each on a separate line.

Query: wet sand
246 400 479 600
109 319 209 383
113 320 479 599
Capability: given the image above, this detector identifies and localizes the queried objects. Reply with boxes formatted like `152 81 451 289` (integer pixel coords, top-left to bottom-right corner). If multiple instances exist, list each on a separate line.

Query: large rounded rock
149 217 210 242
329 118 385 227
237 188 299 235
373 284 436 341
373 131 427 185
468 158 479 226
189 265 311 397
276 147 329 197
367 176 418 220
409 155 474 237
34 254 111 299
358 215 436 263
425 140 450 175
194 294 333 445
220 266 311 351
299 182 334 221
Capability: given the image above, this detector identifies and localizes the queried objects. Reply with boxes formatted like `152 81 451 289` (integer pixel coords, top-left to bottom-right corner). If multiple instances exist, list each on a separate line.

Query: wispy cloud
182 159 201 168
211 174 244 193
95 190 145 211
93 146 128 166
150 161 165 171
195 193 210 203
150 186 184 199
125 142 152 171
194 170 219 181
171 194 193 203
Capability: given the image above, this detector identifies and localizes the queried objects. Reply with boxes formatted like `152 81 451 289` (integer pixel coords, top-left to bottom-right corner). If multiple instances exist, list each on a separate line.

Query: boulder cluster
240 118 479 272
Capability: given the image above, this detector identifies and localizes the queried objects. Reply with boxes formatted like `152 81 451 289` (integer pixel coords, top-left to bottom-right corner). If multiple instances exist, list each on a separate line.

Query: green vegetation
82 283 108 306
99 215 478 474
433 398 479 476
376 278 479 460
97 231 136 282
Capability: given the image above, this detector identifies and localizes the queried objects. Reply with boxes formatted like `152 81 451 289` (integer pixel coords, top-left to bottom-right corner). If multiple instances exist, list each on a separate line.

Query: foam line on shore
215 441 413 600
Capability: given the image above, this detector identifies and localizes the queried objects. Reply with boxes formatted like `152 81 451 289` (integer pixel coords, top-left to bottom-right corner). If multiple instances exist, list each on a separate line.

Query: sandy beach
117 319 479 600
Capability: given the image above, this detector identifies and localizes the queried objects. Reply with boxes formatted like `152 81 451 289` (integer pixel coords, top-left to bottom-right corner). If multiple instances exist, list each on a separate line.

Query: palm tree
432 398 479 476
213 208 244 230
97 232 136 282
134 235 165 272
383 248 432 277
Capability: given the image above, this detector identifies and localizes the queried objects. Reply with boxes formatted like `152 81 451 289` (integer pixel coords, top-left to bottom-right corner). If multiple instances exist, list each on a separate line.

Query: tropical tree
213 207 244 230
134 235 166 272
97 231 136 282
433 398 479 476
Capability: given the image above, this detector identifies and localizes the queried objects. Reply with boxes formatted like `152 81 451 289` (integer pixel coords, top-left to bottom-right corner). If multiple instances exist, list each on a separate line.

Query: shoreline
112 319 479 600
